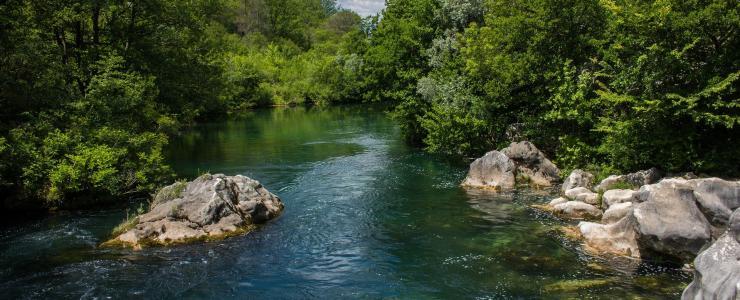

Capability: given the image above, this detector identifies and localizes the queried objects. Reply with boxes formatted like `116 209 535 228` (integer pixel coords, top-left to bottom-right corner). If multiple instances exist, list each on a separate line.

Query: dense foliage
0 0 362 209
2 0 738 210
352 0 739 176
225 0 367 107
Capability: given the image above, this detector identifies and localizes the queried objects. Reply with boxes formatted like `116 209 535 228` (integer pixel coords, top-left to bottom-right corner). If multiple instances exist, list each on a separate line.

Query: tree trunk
54 27 69 65
126 2 138 51
74 20 86 94
92 3 100 45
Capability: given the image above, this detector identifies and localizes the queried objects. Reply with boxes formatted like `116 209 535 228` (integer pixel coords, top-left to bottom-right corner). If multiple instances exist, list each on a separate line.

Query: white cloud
338 0 386 17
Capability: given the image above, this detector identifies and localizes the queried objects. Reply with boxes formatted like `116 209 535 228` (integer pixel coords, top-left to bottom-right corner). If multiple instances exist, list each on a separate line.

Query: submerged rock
461 151 516 190
682 209 740 300
561 169 595 194
543 278 614 293
104 174 284 248
501 141 560 187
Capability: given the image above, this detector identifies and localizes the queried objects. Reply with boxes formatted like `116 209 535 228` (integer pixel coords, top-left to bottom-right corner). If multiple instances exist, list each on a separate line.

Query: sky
338 0 386 17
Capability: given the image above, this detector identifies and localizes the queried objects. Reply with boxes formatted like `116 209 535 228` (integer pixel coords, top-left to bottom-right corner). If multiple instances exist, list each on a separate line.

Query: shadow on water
0 106 690 299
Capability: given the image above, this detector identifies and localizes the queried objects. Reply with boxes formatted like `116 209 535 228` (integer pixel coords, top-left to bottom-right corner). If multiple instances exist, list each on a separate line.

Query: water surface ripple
0 106 690 299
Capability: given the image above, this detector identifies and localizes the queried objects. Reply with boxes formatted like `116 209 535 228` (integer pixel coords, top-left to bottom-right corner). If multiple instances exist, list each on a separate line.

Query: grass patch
607 181 639 190
110 202 146 236
110 215 139 237
110 180 189 239
151 180 187 207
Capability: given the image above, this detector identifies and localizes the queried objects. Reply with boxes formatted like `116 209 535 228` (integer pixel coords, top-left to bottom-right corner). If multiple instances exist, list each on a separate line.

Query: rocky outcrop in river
104 174 284 249
461 151 516 190
462 141 559 190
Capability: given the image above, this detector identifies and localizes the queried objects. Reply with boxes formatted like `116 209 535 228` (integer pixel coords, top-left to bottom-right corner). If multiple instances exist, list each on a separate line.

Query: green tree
0 0 236 208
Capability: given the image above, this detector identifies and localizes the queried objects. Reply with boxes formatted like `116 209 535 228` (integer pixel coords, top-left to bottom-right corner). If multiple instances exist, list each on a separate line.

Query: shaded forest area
1 0 738 211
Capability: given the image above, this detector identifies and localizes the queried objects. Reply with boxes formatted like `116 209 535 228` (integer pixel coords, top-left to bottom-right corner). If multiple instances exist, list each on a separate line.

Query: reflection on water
465 189 516 225
0 106 690 299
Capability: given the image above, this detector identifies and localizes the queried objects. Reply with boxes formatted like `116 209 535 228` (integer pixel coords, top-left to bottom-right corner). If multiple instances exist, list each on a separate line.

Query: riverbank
462 140 739 298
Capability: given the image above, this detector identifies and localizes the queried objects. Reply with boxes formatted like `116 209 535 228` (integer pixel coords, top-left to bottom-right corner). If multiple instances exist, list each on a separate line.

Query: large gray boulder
561 169 595 193
601 190 637 208
602 189 637 209
632 180 712 261
682 209 740 300
105 174 284 248
689 178 740 226
501 141 560 187
602 202 634 224
595 168 663 192
462 151 516 190
733 209 740 241
579 216 641 258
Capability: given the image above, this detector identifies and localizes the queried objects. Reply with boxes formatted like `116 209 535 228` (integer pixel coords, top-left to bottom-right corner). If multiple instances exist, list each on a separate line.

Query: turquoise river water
0 106 690 299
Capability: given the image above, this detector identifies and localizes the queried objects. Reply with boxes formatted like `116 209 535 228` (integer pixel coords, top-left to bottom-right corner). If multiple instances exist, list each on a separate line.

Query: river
0 106 689 298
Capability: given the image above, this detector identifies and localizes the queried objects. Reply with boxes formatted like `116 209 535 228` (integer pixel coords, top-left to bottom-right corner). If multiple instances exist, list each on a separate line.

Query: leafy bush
48 145 125 201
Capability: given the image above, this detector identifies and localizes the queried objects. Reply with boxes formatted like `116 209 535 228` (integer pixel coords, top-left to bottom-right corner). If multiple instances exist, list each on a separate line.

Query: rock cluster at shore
552 174 738 262
538 169 739 298
462 141 560 190
104 174 284 249
463 141 739 298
